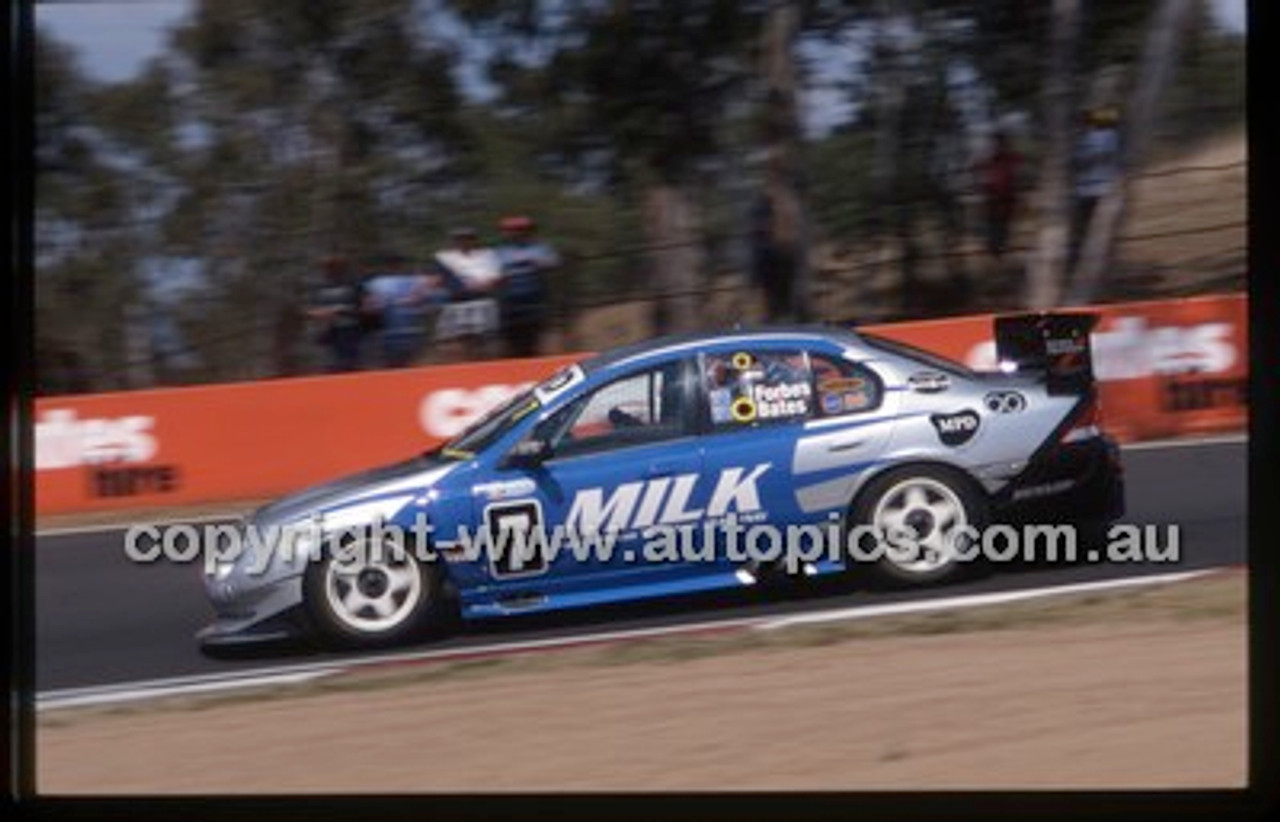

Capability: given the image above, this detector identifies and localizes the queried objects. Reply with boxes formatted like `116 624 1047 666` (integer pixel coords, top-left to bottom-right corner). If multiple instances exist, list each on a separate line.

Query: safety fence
34 292 1245 515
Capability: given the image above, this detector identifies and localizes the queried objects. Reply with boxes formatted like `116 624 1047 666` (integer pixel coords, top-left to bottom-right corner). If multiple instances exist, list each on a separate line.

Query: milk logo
36 409 158 470
565 464 771 534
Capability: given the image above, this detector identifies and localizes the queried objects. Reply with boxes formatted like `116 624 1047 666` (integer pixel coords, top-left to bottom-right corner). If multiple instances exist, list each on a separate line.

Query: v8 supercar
199 315 1124 650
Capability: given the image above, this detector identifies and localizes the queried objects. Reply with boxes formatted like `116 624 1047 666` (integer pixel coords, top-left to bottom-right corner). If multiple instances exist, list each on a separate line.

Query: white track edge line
38 569 1224 711
35 617 767 711
754 570 1214 631
37 670 334 711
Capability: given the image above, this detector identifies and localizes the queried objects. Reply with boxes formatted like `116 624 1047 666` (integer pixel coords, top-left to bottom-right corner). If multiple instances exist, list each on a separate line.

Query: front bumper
198 572 309 650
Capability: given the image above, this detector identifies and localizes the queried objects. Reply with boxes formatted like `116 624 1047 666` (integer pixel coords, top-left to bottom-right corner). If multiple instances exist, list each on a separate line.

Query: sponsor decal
930 409 980 446
750 381 811 420
36 409 158 470
533 365 585 405
474 478 538 501
1161 377 1248 412
35 409 183 499
88 463 181 498
485 500 548 578
565 463 771 535
1011 479 1074 501
819 377 874 414
983 390 1027 414
907 371 950 393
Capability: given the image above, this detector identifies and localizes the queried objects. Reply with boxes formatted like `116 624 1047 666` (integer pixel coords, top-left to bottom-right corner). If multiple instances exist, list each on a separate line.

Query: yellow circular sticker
731 351 753 370
730 396 757 423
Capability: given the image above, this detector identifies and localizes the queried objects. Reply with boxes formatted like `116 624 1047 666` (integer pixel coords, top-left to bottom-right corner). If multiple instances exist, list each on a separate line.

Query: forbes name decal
930 410 980 446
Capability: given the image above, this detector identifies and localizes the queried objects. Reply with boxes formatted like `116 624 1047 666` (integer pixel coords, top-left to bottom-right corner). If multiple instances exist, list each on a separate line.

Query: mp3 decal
930 409 980 446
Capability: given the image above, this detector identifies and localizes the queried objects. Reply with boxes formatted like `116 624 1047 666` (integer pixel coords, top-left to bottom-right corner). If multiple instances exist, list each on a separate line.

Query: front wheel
851 466 988 587
303 537 452 648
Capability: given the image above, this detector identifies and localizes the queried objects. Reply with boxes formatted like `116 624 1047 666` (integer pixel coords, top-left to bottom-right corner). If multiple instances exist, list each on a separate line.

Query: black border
9 0 1279 819
1244 0 1278 806
8 0 37 807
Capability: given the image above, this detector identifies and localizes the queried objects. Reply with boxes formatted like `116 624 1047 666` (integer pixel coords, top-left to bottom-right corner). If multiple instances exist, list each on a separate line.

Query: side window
703 350 813 429
541 361 687 458
810 353 883 417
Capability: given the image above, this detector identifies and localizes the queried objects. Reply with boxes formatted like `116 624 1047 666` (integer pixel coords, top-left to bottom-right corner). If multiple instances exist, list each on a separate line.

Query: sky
38 0 1247 85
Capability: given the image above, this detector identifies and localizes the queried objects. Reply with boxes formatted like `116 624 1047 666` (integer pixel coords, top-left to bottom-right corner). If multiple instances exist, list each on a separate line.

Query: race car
199 315 1124 650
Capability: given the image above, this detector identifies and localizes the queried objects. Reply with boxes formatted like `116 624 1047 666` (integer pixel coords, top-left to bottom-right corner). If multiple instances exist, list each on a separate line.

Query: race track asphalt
34 440 1247 693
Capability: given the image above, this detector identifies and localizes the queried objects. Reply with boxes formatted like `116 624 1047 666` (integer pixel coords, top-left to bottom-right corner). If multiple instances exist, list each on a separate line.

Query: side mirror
503 437 551 469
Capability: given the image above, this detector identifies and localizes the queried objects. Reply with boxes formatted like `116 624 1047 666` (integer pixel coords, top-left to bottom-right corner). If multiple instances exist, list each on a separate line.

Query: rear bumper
993 435 1125 525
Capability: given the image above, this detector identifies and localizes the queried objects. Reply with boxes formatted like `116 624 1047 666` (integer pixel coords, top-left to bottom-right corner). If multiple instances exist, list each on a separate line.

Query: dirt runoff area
38 572 1247 793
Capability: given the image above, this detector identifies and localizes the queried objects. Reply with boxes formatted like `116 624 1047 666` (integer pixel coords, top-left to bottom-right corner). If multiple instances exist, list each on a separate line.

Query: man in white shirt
432 227 504 352
434 227 503 298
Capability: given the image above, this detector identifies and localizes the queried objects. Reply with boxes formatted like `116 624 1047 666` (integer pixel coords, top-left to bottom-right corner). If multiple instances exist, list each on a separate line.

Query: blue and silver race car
200 315 1124 650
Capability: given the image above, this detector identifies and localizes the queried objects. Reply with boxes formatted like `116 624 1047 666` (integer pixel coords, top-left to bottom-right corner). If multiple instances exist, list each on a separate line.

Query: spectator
1070 106 1121 272
306 255 370 373
978 129 1023 259
364 253 439 368
431 227 505 358
495 215 560 357
434 227 504 299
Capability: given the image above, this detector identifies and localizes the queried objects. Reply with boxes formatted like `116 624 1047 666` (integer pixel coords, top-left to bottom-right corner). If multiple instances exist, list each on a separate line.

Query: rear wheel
851 466 988 586
303 536 452 647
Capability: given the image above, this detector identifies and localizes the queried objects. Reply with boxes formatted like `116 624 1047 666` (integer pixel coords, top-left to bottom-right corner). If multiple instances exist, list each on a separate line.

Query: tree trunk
1067 0 1193 304
643 182 702 334
763 0 811 322
1025 0 1081 309
867 1 912 314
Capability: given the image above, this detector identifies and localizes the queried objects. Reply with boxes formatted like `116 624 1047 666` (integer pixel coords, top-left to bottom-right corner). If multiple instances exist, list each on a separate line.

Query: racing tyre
851 465 989 587
303 536 453 648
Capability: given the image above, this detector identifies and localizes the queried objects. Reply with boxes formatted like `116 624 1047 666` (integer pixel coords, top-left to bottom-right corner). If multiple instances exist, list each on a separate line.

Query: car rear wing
994 311 1099 395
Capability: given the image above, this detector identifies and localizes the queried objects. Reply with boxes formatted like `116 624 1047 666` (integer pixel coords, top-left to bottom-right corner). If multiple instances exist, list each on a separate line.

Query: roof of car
580 324 865 374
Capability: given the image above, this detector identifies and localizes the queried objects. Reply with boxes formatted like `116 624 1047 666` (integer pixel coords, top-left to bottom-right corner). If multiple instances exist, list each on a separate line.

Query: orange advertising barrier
863 293 1248 443
34 294 1246 515
35 355 579 516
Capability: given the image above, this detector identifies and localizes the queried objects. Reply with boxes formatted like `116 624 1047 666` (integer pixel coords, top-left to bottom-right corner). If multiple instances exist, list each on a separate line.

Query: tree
158 0 476 378
456 0 766 333
761 0 811 321
1024 0 1080 309
35 32 148 392
1067 0 1195 304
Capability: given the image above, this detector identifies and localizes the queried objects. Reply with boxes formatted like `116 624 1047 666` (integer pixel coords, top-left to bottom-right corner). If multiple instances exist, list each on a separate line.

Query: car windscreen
435 365 585 459
438 388 540 459
859 333 976 378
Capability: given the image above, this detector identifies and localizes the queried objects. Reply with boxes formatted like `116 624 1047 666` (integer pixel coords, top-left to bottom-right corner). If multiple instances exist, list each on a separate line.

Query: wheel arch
844 458 991 525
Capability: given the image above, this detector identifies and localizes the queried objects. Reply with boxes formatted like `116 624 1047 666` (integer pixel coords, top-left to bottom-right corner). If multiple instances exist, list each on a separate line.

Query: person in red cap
495 215 560 356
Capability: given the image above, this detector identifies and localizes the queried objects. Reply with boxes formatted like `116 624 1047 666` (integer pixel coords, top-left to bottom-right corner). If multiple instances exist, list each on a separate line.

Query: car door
790 349 898 523
694 346 817 570
480 356 702 594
